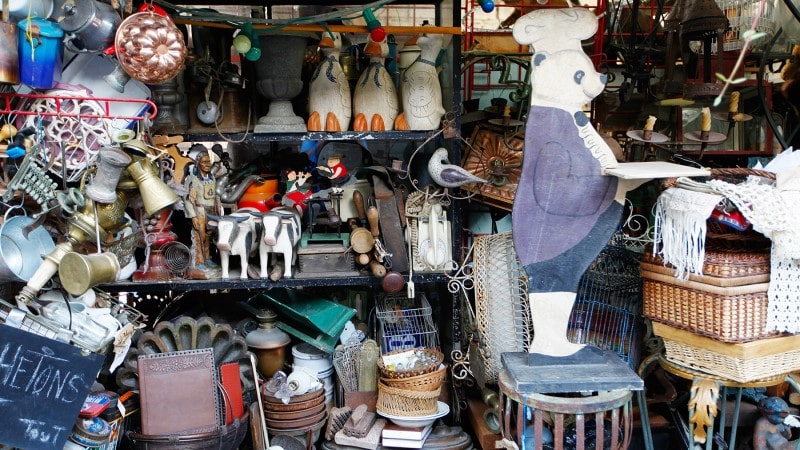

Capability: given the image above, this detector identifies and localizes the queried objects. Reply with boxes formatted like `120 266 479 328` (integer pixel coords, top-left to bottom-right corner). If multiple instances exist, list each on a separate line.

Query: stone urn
254 34 312 132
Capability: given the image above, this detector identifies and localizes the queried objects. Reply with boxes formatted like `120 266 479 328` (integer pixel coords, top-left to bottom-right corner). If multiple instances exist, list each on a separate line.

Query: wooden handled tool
368 260 387 278
353 190 366 224
366 206 380 237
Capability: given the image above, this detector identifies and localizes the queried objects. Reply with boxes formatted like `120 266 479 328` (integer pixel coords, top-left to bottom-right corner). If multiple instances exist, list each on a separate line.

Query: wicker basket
642 248 770 285
377 380 441 417
653 322 800 383
380 364 447 392
378 348 444 379
642 268 773 343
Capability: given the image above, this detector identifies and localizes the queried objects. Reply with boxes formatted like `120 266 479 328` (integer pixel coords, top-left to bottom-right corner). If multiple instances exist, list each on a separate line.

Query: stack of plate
262 386 328 442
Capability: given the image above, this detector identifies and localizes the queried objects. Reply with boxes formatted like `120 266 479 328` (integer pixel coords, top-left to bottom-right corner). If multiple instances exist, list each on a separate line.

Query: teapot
55 0 121 53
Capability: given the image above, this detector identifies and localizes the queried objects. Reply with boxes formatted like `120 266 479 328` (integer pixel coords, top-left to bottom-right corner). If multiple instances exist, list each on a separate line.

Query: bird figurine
353 33 398 131
308 32 351 132
394 31 446 131
427 147 488 188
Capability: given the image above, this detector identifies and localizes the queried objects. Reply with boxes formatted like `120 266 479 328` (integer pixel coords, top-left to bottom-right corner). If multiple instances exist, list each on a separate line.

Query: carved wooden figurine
207 208 260 279
308 32 351 132
353 33 398 131
256 206 302 279
184 148 222 273
511 9 633 357
395 31 446 131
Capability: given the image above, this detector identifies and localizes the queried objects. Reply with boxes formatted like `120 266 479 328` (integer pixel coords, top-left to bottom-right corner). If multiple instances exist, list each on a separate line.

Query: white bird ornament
308 32 351 132
427 147 488 188
353 34 398 131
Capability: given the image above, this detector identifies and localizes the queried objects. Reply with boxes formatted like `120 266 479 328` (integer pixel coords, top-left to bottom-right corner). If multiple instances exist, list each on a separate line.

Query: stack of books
380 423 433 448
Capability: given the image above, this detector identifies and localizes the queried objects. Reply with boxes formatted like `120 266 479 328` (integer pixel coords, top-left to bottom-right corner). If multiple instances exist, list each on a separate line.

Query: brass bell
122 138 149 157
85 148 132 204
126 159 179 217
58 252 120 296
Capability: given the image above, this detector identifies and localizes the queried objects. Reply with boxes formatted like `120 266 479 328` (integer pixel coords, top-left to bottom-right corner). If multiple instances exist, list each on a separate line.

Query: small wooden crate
296 244 358 278
642 267 772 343
653 322 800 383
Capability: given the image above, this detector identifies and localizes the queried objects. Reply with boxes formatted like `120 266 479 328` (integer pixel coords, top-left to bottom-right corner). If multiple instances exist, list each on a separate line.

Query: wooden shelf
99 273 450 293
172 20 462 36
183 130 441 143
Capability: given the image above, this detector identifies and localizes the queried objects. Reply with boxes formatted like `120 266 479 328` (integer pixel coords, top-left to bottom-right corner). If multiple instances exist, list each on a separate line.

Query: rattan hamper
653 322 800 383
641 249 770 286
642 268 772 343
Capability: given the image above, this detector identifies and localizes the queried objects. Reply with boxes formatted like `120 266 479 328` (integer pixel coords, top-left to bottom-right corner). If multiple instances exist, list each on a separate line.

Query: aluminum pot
0 214 55 282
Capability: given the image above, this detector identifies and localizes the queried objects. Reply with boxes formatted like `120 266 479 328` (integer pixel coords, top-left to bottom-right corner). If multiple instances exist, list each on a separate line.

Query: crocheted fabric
706 178 800 333
654 187 724 279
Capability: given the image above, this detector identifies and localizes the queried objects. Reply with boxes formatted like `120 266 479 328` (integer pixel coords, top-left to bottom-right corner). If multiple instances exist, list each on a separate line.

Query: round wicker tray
377 348 444 379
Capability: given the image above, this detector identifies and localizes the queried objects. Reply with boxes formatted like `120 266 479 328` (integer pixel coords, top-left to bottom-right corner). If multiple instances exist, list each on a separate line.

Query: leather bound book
137 349 221 435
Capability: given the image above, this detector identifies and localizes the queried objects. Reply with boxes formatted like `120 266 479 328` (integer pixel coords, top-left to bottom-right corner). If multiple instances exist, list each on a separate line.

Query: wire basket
375 292 438 353
0 290 145 355
376 381 441 417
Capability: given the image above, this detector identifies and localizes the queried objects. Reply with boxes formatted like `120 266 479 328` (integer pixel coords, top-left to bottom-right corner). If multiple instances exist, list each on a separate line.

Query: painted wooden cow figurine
256 206 302 279
208 208 260 279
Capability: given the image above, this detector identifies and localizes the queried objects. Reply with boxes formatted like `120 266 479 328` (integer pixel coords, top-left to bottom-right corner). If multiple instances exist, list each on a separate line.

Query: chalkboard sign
0 324 105 449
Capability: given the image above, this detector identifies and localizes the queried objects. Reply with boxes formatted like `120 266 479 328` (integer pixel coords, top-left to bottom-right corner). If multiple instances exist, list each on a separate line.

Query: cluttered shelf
183 130 443 143
99 272 451 293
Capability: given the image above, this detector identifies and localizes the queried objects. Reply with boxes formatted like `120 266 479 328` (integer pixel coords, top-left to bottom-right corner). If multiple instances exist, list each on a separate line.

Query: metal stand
637 354 791 450
499 349 645 450
301 192 348 248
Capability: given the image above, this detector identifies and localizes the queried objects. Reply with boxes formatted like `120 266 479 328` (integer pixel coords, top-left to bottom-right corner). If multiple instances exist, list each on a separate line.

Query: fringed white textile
706 178 800 333
767 253 800 333
653 187 724 280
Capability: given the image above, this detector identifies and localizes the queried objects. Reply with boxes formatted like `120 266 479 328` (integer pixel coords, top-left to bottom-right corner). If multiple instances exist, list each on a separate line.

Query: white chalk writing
18 418 67 446
0 343 85 403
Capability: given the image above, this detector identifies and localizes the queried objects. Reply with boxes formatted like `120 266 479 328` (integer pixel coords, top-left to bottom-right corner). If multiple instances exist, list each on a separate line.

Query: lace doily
706 178 800 333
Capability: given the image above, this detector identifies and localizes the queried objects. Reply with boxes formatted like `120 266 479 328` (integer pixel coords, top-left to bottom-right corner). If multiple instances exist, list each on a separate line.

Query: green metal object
300 230 349 248
248 289 356 353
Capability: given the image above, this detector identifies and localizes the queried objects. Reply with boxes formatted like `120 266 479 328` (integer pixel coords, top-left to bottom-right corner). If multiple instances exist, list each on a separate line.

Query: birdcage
375 292 438 353
694 0 778 53
568 239 644 370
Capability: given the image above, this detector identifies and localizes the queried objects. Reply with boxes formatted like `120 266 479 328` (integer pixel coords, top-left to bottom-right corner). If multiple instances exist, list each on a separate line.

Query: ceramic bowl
376 401 450 428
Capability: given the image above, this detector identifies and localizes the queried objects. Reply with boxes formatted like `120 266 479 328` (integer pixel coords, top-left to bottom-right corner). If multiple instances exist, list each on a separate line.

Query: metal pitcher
55 0 121 53
0 0 19 84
